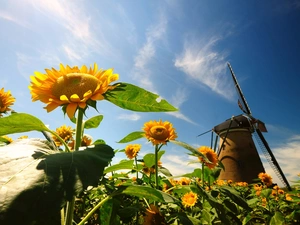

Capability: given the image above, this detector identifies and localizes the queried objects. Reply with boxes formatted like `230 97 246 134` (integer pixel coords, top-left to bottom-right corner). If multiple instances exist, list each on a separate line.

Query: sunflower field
0 64 300 225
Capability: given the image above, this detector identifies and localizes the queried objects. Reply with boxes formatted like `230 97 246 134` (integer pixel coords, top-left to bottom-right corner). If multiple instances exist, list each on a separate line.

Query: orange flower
258 172 273 187
0 88 15 116
181 191 198 208
1 135 13 144
29 63 118 118
143 204 166 225
52 125 74 146
125 144 141 159
198 146 218 169
68 134 93 150
143 120 177 145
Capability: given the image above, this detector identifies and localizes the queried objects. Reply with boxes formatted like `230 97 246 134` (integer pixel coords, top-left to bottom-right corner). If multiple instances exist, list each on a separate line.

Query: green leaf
270 211 285 225
159 166 173 177
0 113 49 136
170 140 208 161
99 198 114 225
217 186 251 211
120 185 177 203
143 151 165 168
84 115 103 129
104 82 177 112
0 139 114 225
118 131 144 143
104 160 134 174
93 139 106 145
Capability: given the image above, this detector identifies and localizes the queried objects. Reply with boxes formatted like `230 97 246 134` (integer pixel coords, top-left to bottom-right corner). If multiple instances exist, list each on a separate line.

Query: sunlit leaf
104 83 177 112
170 140 208 161
104 160 134 174
143 151 165 168
0 113 49 136
270 211 285 225
117 131 144 143
84 115 103 129
0 139 114 225
120 185 177 203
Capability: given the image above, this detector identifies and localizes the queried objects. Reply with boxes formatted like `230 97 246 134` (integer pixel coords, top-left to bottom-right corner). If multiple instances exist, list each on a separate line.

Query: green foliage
0 112 49 135
117 131 144 143
104 82 178 112
84 115 103 129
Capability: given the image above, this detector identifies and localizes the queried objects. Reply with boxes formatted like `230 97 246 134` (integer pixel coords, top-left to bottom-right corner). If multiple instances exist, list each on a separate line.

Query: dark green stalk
155 144 159 189
64 109 84 225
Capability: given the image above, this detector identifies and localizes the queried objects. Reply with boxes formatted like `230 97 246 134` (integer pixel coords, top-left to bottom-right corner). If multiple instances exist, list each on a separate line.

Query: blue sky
1 0 300 186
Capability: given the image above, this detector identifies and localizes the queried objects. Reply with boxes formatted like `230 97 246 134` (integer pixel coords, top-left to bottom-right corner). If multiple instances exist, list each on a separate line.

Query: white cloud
132 14 168 93
117 113 141 121
174 36 234 100
163 154 199 176
0 10 31 28
261 135 300 187
167 87 198 125
29 0 101 61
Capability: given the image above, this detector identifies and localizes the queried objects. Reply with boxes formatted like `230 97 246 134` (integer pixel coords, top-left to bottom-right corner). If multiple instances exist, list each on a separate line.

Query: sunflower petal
78 102 86 109
91 93 104 100
66 103 78 119
45 102 60 112
70 94 81 102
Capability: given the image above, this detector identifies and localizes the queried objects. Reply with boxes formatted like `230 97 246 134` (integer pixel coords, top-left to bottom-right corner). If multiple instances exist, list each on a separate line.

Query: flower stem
202 163 205 187
155 145 159 189
135 156 139 180
77 195 111 225
48 129 70 152
64 109 84 225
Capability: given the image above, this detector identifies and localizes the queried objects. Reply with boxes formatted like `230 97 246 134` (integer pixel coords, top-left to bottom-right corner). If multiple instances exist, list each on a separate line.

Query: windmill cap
213 115 252 134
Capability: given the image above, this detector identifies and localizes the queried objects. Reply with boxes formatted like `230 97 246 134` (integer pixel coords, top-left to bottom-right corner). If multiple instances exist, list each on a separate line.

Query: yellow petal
91 93 104 100
70 94 81 102
66 103 78 119
45 102 60 112
60 95 70 103
83 90 93 99
78 102 86 109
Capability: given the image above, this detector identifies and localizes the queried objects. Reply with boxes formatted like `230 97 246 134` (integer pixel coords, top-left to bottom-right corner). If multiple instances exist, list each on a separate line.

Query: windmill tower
213 63 291 190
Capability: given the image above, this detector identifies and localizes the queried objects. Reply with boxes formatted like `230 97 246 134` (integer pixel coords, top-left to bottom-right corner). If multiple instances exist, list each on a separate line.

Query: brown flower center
52 73 99 99
149 125 169 140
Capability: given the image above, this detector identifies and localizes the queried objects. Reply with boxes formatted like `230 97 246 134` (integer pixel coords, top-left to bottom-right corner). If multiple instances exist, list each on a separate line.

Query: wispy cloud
163 154 198 176
261 134 300 186
174 36 234 100
0 10 31 28
30 0 101 61
132 14 168 93
167 88 198 125
117 113 141 121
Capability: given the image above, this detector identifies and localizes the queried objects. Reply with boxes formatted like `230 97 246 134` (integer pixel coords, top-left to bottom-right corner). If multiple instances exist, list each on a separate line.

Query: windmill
210 63 291 190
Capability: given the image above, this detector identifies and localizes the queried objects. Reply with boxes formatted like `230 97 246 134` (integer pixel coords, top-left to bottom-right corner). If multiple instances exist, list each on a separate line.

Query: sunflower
198 146 218 169
52 125 74 146
29 63 119 118
125 144 141 159
1 135 13 144
143 204 166 225
0 88 15 116
143 120 177 145
68 134 93 150
258 172 273 187
181 191 198 208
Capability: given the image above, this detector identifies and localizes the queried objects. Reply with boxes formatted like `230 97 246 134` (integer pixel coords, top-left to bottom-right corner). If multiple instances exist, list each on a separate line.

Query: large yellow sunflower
0 88 15 116
29 63 119 118
198 146 218 169
143 120 177 145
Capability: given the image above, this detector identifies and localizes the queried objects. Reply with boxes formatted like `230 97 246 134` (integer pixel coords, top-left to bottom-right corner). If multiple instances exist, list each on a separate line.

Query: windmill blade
228 63 252 115
254 129 291 190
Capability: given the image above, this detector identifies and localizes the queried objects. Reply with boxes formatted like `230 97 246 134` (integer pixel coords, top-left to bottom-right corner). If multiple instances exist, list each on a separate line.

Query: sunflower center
52 73 99 100
149 126 169 140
